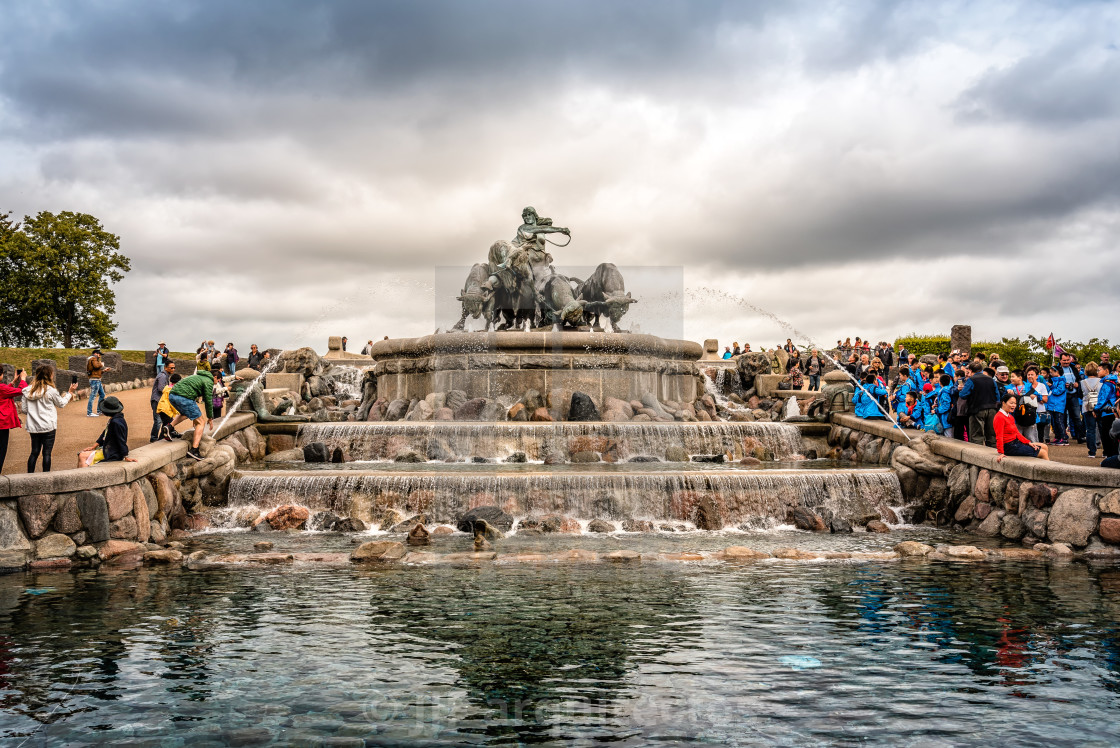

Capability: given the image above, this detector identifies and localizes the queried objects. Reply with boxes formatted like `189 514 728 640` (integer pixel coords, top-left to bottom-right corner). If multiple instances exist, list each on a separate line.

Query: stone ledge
370 332 704 361
0 412 258 499
832 413 1120 488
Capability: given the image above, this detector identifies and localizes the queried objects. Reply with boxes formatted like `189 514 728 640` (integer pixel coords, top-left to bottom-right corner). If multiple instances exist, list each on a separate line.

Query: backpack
1083 379 1101 410
1014 385 1037 427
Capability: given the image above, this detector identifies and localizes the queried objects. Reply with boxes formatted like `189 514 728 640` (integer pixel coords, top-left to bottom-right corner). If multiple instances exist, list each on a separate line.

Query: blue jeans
1066 397 1084 440
808 374 820 391
1049 411 1067 442
1083 410 1097 456
87 379 105 415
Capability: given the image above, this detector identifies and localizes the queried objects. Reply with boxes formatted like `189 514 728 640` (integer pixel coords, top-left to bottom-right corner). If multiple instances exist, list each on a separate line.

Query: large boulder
262 505 310 531
789 506 827 532
0 502 32 555
384 399 409 422
736 352 771 388
694 497 724 530
17 494 59 539
568 392 601 422
1046 489 1099 547
277 347 329 377
303 442 330 463
1099 517 1120 545
453 398 487 421
1099 489 1120 515
104 484 134 521
457 506 514 533
351 541 406 562
52 495 84 534
75 490 110 543
34 533 77 559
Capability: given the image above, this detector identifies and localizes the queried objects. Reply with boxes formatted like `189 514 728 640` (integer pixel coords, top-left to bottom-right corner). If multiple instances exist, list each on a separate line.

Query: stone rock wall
0 424 268 573
828 418 1120 554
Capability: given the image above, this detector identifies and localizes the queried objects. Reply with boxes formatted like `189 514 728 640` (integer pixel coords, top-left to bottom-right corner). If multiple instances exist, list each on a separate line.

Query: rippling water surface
2 551 1120 746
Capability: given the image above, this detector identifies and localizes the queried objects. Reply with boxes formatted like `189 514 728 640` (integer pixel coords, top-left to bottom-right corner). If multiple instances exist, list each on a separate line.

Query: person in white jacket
22 366 78 472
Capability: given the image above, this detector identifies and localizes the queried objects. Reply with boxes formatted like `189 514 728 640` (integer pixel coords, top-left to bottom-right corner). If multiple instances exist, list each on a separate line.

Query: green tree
1 210 130 348
0 212 53 347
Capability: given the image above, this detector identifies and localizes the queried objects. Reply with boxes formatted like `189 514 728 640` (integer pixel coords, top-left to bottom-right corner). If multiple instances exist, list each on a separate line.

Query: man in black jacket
150 361 177 442
960 362 1000 447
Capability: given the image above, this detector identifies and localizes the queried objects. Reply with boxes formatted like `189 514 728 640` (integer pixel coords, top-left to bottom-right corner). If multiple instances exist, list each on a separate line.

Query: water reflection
0 558 1117 744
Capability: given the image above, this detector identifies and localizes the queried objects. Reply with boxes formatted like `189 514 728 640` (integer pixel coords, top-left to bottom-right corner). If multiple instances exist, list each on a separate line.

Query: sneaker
168 429 183 439
186 447 203 461
87 413 99 417
159 425 173 442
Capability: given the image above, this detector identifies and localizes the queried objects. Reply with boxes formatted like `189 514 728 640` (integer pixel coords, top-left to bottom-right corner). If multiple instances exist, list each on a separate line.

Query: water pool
2 555 1119 745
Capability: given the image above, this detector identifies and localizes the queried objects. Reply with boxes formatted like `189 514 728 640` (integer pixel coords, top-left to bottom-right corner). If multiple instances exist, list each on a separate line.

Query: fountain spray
688 286 911 440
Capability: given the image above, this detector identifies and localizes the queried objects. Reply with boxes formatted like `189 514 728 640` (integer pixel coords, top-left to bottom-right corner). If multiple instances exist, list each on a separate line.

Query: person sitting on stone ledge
1101 416 1120 469
732 342 741 356
79 396 137 467
722 346 733 360
995 391 1049 462
897 391 925 429
853 372 888 420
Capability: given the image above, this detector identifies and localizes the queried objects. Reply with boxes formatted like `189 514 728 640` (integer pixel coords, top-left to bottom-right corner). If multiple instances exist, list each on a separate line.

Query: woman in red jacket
1 367 28 473
995 391 1049 462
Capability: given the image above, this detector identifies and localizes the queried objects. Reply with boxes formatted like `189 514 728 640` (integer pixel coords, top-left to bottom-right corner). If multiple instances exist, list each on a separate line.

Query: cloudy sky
1 0 1117 353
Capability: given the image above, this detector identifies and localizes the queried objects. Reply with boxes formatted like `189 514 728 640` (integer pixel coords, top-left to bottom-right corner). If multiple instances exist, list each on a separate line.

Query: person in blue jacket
910 365 924 395
1046 369 1069 444
897 391 924 429
938 353 955 380
853 372 889 419
934 374 955 436
1095 362 1119 459
891 367 915 412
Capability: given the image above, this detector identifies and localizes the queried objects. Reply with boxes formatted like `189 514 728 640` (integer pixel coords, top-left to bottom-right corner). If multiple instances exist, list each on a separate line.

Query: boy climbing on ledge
167 368 215 460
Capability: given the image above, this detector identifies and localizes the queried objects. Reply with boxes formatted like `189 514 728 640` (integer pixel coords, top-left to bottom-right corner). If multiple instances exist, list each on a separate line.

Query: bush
894 335 950 359
895 334 1120 370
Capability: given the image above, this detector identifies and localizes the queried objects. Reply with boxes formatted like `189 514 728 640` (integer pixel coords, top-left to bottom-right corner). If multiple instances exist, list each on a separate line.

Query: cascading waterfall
296 421 805 461
227 467 901 529
327 365 364 400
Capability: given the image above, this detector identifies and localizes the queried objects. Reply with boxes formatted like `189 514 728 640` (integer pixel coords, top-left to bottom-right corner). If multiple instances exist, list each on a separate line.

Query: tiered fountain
226 207 899 534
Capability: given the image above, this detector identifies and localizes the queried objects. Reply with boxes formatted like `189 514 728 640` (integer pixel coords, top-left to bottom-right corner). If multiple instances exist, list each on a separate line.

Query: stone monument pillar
701 339 721 361
950 325 972 356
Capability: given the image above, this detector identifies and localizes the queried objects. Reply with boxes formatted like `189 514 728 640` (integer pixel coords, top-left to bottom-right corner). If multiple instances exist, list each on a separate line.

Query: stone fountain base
368 332 703 405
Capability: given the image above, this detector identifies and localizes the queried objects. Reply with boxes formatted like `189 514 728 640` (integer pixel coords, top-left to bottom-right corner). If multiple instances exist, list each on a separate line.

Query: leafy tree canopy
0 210 130 348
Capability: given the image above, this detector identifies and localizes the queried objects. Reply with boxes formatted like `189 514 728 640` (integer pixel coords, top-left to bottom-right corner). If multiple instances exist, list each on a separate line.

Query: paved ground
2 387 161 475
1047 440 1112 468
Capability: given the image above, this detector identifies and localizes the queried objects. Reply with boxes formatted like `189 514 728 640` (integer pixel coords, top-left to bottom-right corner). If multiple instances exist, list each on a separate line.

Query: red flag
1045 333 1054 351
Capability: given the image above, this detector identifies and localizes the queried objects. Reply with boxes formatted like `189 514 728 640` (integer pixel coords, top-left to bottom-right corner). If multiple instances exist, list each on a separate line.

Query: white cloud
0 0 1117 353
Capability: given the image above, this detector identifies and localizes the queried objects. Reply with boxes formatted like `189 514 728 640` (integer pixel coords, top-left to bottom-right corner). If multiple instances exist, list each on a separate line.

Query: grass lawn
0 348 195 374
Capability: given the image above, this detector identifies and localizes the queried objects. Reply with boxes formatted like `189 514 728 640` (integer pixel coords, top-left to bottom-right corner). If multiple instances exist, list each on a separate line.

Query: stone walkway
2 387 162 475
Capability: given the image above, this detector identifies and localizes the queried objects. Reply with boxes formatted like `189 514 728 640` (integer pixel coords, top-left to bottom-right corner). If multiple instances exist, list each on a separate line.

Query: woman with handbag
1022 368 1048 443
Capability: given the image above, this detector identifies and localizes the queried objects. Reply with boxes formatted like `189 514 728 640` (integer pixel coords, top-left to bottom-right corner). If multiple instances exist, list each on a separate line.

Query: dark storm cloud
0 0 785 140
0 0 1117 348
958 38 1120 126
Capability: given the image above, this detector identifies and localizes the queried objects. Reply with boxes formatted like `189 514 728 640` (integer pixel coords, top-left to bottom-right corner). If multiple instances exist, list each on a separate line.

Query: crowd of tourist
0 339 275 473
851 348 1119 469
